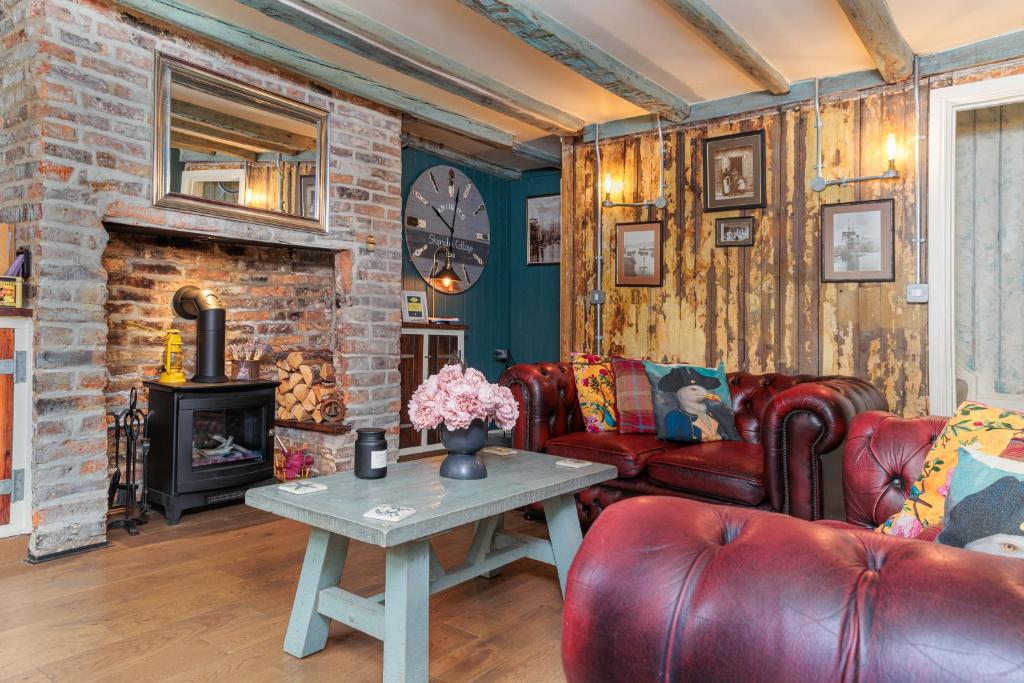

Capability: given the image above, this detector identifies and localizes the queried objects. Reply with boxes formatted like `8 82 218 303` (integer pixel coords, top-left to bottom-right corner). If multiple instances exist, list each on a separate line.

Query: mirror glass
155 55 328 231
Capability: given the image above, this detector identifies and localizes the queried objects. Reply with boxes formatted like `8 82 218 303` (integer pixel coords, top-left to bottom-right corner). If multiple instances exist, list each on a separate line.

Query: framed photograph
820 199 895 282
526 194 561 264
298 174 317 218
703 130 766 212
615 221 662 287
715 216 755 247
401 290 429 322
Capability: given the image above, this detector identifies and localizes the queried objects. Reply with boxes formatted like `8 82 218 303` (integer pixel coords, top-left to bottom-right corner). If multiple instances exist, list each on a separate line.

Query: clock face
404 165 490 293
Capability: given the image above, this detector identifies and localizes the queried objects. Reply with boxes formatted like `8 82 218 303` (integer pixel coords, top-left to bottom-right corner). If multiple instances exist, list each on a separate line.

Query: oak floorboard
0 506 566 682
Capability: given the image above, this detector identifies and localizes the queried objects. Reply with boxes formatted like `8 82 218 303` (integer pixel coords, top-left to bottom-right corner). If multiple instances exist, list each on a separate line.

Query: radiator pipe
173 285 227 383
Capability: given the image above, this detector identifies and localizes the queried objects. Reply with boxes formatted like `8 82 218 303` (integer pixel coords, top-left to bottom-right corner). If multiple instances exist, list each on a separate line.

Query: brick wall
0 0 404 558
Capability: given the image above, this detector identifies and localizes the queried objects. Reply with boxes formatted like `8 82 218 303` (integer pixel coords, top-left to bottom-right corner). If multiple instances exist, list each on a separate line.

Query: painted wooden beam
835 0 914 83
512 141 561 167
232 0 582 136
660 0 788 95
170 131 258 160
401 134 522 180
456 0 690 122
116 0 515 147
171 116 299 154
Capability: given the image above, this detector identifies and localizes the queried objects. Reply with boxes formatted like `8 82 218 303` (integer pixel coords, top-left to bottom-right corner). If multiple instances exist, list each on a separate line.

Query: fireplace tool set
107 386 150 535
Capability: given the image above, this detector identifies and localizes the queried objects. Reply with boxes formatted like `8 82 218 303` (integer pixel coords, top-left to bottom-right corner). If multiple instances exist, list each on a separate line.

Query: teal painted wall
401 147 560 380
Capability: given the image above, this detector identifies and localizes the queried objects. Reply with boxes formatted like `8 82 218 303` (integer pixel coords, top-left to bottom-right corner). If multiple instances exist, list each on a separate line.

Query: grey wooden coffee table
246 449 616 682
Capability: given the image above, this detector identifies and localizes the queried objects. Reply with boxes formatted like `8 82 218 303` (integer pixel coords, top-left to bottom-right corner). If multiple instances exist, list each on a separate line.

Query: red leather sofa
499 362 886 523
562 411 1024 683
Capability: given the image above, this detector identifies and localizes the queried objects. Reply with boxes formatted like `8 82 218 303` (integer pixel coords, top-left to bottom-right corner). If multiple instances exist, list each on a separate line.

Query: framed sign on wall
403 165 490 293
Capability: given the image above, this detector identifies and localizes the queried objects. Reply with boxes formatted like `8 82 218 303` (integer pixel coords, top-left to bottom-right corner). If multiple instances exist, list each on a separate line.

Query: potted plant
407 363 519 479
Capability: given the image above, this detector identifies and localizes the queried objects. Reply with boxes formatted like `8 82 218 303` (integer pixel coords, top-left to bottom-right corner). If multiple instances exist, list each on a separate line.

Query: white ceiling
190 0 1024 167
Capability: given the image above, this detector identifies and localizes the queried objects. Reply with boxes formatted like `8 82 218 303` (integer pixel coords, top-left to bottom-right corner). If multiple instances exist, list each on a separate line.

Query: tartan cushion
612 357 656 434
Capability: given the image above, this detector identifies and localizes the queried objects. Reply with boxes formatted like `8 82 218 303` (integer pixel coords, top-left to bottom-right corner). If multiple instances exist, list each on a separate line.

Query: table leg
542 493 583 597
383 539 431 683
284 528 349 658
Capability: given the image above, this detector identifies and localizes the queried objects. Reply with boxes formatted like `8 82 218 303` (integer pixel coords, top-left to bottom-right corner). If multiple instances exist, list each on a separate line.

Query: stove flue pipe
173 285 227 383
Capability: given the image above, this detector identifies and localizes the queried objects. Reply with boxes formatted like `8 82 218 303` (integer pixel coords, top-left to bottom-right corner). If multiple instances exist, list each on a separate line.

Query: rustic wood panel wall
560 59 1024 417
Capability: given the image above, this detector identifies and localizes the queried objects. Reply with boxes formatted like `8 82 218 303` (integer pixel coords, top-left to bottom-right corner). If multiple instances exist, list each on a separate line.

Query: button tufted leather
545 432 674 478
563 497 1024 683
843 411 947 528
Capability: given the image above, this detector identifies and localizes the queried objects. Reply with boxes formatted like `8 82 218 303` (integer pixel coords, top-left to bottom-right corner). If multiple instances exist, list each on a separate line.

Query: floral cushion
936 446 1024 559
642 361 740 444
879 401 1024 538
611 357 656 434
571 353 618 432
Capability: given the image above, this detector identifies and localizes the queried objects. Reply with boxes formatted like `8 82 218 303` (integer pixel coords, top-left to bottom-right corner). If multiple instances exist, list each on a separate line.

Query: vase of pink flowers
407 363 519 480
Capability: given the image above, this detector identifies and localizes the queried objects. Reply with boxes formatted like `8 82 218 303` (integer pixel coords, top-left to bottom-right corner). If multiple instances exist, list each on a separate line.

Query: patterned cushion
936 446 1024 559
642 361 740 444
612 357 656 434
570 353 618 432
879 401 1024 538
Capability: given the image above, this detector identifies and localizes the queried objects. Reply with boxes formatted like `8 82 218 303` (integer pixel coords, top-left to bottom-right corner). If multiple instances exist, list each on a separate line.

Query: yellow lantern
159 329 187 384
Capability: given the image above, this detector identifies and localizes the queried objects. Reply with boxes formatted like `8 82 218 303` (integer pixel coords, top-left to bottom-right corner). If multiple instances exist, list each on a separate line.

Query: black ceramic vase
438 419 488 480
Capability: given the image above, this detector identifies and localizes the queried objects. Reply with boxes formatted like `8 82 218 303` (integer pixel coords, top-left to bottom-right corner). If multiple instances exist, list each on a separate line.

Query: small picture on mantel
715 216 755 247
402 290 428 322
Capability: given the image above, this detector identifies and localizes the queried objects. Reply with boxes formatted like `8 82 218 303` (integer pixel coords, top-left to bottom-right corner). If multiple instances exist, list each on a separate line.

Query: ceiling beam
401 134 522 181
660 0 788 95
117 0 515 147
171 131 257 160
171 116 299 154
512 141 561 167
233 0 583 136
455 0 690 122
835 0 914 83
170 102 316 152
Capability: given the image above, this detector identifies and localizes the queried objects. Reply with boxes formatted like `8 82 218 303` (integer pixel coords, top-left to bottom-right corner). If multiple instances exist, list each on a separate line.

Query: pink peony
464 367 487 387
888 515 923 538
406 363 521 432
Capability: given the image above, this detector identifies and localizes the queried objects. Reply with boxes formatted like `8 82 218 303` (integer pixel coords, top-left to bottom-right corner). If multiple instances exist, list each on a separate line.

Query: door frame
0 317 31 538
928 72 1024 416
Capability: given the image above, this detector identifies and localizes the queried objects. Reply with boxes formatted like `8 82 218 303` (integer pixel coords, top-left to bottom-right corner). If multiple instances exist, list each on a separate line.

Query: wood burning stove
144 286 278 524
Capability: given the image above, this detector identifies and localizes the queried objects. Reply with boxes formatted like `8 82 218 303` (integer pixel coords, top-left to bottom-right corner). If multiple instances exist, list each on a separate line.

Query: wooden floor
0 505 567 683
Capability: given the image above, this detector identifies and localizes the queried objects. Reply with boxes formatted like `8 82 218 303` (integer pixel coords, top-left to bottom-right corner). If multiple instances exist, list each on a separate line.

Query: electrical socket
494 349 509 362
906 283 929 303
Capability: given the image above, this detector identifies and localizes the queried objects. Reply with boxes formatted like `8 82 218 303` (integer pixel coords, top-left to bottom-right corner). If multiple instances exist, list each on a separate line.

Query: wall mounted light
810 79 900 192
598 117 669 210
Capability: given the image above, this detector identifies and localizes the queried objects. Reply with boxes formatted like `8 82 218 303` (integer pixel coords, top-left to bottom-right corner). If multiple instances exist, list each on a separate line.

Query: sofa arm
498 362 582 452
563 497 1024 683
843 411 947 528
761 376 886 519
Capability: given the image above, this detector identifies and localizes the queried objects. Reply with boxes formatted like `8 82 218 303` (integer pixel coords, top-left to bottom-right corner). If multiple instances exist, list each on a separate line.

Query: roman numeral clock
404 165 490 294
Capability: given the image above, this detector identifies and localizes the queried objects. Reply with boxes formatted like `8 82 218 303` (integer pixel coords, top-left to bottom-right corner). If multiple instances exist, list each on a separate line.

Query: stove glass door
191 406 265 469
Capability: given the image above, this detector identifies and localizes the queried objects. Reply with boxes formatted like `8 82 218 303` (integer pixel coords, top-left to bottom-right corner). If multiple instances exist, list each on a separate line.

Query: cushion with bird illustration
570 353 619 433
642 361 740 444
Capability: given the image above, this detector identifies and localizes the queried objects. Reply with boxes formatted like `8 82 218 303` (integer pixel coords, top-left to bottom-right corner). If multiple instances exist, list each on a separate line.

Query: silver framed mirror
153 54 329 232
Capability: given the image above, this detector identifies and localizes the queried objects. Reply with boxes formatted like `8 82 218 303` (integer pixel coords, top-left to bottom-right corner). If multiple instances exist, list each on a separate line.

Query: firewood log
288 373 303 390
286 351 305 370
277 407 291 421
277 367 289 381
302 393 317 412
320 363 335 382
276 360 291 372
299 364 314 386
312 384 328 401
312 407 323 424
292 383 309 401
291 404 310 421
280 392 298 409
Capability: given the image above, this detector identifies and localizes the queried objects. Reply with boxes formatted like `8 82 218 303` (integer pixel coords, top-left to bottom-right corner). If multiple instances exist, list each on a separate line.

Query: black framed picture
615 221 662 286
702 130 766 212
526 194 561 264
820 199 895 282
298 174 317 218
715 216 755 247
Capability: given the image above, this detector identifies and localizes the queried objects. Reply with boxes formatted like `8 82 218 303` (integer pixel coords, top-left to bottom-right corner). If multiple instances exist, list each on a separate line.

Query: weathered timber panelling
562 57 1024 417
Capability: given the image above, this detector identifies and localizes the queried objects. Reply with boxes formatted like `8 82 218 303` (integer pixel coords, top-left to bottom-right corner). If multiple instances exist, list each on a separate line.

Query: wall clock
404 165 490 293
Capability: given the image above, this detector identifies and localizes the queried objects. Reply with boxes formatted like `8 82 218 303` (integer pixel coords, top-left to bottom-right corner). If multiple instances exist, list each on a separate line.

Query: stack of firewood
275 352 336 423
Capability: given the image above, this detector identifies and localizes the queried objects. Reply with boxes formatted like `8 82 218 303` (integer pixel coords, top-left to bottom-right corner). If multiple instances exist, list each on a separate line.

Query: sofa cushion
570 353 619 432
646 441 765 505
545 432 674 478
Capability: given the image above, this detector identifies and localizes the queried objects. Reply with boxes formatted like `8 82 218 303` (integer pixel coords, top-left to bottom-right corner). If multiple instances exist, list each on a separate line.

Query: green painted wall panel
401 148 560 381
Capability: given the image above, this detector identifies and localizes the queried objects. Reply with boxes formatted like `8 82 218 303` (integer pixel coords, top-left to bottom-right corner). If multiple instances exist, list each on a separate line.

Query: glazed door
0 329 14 526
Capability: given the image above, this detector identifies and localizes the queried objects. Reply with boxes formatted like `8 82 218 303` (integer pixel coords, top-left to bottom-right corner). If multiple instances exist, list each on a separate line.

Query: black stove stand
143 379 278 524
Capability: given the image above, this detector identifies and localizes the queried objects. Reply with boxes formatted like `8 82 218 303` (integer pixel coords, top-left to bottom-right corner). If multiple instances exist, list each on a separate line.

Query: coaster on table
363 504 416 522
556 458 590 469
278 481 327 495
481 447 517 456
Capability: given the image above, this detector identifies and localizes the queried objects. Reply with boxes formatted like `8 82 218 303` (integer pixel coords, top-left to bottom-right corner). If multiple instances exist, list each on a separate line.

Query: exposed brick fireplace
0 0 404 559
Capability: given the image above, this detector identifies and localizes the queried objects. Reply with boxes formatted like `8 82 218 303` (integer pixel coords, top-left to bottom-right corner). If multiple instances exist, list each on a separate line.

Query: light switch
906 283 929 303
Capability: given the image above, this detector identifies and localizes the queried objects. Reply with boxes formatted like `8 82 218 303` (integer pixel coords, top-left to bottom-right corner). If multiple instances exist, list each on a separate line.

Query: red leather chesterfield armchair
499 362 886 523
561 411 1024 683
